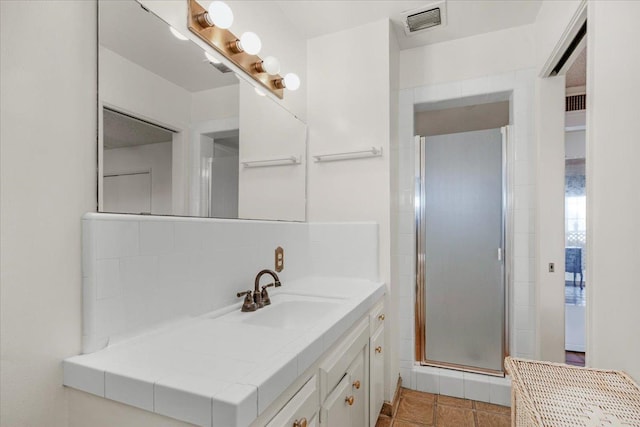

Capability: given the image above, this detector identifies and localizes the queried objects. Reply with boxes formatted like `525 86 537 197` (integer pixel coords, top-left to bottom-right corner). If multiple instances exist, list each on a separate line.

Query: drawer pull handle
353 380 361 389
375 346 383 354
378 314 385 321
293 418 307 427
345 395 355 406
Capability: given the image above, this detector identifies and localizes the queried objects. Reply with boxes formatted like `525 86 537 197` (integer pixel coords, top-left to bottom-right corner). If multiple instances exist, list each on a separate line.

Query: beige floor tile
435 405 475 427
475 401 511 416
437 395 474 409
393 420 427 427
401 388 436 402
476 411 510 427
396 396 435 425
376 415 393 427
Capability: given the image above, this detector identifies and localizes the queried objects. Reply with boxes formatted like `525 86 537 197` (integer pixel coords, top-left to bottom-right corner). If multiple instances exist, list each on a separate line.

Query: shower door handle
497 248 503 262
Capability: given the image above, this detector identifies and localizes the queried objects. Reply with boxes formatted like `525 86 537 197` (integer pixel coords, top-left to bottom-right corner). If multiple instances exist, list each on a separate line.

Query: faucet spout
254 269 281 308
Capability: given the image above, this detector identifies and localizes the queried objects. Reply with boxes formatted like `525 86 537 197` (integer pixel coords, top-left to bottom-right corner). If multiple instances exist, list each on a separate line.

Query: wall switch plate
549 263 555 273
275 247 284 272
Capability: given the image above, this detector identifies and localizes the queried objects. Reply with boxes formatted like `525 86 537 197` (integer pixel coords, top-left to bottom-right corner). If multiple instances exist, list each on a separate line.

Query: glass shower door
417 128 506 374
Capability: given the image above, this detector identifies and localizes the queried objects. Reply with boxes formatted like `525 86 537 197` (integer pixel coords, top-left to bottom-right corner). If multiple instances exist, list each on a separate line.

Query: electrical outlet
275 246 284 272
549 263 555 273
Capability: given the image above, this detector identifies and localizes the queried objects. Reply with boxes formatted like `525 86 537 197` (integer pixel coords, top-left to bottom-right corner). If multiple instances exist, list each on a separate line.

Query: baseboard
380 375 402 418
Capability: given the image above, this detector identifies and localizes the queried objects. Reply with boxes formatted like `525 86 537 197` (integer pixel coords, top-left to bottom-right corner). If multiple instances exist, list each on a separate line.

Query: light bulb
261 56 280 75
283 73 300 91
254 87 266 97
205 51 221 64
207 1 233 29
239 32 261 55
169 27 188 41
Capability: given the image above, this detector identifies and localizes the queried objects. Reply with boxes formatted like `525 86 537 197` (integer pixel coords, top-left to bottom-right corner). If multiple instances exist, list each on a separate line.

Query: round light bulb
254 87 266 97
207 1 233 29
239 32 262 55
283 73 300 91
261 56 280 75
205 51 221 64
169 27 188 41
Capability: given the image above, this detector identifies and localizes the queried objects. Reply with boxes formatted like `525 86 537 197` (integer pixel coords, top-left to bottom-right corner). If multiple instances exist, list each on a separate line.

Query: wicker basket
505 357 640 427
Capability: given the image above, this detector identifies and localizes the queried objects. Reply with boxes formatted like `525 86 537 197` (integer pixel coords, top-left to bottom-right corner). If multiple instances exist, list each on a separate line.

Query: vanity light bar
187 0 289 99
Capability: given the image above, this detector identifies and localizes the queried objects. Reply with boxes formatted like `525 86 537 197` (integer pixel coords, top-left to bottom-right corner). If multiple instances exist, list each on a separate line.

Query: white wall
587 0 640 381
307 19 395 400
535 75 566 363
400 24 535 89
397 15 537 399
103 142 174 215
565 130 585 159
238 82 307 221
534 0 584 75
531 0 585 363
0 2 97 426
191 85 239 124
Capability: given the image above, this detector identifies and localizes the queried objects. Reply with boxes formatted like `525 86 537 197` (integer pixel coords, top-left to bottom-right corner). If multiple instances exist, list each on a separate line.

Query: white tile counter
64 277 385 427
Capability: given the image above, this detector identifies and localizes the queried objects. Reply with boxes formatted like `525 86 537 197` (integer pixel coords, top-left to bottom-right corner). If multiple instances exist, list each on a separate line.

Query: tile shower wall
395 70 537 405
81 213 377 353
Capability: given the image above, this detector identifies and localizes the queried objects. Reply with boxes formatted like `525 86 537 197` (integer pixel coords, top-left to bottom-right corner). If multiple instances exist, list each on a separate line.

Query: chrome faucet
236 269 281 312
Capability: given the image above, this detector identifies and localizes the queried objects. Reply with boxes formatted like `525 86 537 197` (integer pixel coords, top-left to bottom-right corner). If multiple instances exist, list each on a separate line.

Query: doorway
564 46 587 366
414 96 511 375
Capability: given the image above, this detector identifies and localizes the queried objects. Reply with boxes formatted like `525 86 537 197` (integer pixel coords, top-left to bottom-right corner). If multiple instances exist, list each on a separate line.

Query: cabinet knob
378 314 385 321
293 418 307 427
345 395 355 406
352 380 361 389
375 346 383 354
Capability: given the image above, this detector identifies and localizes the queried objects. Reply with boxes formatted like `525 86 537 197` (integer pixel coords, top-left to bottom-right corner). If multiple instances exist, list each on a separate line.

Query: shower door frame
414 126 512 376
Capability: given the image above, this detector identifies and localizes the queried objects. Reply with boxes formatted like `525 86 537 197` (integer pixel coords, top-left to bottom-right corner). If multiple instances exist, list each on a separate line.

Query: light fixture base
186 0 284 99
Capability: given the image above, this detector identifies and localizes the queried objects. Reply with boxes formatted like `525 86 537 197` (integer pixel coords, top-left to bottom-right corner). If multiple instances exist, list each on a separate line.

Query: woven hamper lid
505 357 640 427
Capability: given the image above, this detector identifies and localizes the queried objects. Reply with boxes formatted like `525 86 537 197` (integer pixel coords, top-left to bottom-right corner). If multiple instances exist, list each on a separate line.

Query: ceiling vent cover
402 1 447 36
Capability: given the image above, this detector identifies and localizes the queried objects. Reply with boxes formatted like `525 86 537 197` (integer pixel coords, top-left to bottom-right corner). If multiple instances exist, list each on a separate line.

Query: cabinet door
369 326 385 426
347 347 366 427
320 376 351 426
267 376 318 427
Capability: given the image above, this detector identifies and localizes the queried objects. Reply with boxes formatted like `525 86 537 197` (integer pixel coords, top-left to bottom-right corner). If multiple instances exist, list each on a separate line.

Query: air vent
407 8 441 32
209 61 233 73
402 1 447 36
566 94 586 111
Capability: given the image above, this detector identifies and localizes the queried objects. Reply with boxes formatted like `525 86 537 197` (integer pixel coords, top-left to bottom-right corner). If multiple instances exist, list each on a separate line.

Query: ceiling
104 109 174 149
566 47 586 88
99 0 238 92
274 0 543 50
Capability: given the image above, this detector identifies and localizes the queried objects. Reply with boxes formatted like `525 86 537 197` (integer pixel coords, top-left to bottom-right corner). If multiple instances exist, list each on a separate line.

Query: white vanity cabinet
369 301 385 427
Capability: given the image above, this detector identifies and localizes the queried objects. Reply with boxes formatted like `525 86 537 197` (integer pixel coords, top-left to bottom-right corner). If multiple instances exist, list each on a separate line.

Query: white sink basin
241 293 345 329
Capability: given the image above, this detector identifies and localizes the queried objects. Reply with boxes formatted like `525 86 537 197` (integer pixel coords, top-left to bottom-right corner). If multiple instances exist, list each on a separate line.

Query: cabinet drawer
369 300 385 333
319 319 369 401
266 375 318 427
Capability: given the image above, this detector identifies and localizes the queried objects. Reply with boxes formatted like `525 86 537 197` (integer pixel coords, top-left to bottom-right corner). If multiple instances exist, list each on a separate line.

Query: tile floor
376 388 511 427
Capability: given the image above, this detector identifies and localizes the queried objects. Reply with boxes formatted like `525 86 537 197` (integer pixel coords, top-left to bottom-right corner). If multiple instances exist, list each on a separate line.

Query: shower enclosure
415 127 509 375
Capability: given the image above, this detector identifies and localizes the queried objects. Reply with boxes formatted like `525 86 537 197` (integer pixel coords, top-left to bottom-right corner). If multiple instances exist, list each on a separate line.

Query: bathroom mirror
98 0 306 221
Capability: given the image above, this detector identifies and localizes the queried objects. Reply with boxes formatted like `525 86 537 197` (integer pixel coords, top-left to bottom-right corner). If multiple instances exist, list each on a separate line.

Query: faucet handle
261 283 276 306
237 290 257 312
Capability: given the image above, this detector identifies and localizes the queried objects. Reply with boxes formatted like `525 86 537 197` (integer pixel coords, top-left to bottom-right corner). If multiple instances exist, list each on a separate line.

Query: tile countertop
64 277 385 427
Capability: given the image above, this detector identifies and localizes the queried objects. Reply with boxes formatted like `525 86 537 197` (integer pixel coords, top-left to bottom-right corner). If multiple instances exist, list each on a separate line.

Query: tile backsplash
82 213 378 354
